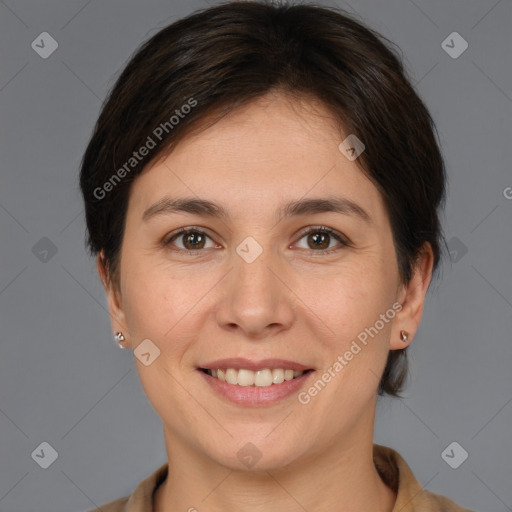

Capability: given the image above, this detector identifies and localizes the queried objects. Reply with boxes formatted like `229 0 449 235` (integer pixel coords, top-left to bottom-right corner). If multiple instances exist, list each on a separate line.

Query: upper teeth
206 368 304 387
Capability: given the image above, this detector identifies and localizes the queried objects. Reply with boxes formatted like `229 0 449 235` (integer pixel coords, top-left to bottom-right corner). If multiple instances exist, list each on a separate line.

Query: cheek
300 259 395 377
301 259 390 329
120 258 177 338
121 258 214 352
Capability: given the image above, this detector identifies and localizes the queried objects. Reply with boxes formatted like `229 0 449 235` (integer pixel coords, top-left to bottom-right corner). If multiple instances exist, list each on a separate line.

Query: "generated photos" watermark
298 301 402 404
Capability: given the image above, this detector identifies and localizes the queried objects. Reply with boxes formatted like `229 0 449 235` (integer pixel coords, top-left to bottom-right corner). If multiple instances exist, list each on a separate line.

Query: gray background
0 0 511 511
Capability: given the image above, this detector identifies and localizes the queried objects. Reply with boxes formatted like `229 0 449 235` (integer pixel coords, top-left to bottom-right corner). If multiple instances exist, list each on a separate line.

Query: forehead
129 93 386 225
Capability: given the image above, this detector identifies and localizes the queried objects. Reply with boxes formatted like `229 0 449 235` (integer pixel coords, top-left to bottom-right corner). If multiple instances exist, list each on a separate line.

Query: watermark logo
31 32 58 59
32 237 58 263
338 134 365 161
447 236 468 263
441 32 468 59
134 338 161 366
441 441 469 469
237 442 262 468
236 236 263 263
31 442 58 469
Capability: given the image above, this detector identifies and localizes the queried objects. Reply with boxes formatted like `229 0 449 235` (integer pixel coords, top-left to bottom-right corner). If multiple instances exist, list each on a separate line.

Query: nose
215 244 295 340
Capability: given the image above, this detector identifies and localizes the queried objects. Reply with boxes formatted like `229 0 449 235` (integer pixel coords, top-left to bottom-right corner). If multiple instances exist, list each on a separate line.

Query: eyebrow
142 196 372 224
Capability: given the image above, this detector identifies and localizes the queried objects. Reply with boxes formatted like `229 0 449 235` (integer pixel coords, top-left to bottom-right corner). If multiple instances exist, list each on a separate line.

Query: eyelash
162 226 351 256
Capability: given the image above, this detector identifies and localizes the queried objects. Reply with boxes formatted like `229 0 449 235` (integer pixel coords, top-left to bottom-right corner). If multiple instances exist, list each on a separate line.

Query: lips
197 362 315 406
196 357 315 403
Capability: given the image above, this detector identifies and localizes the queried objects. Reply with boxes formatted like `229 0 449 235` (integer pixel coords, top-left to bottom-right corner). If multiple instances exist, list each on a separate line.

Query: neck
154 421 396 512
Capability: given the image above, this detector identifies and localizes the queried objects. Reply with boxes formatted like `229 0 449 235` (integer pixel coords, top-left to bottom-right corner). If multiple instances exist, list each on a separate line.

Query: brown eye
295 226 350 254
307 231 330 250
181 231 206 250
164 228 216 253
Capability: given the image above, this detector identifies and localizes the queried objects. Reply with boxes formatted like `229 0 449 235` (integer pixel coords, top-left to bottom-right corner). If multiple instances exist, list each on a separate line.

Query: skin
97 91 433 512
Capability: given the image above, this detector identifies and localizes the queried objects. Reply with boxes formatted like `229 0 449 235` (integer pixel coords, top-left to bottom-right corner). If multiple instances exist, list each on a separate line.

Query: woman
79 1 475 511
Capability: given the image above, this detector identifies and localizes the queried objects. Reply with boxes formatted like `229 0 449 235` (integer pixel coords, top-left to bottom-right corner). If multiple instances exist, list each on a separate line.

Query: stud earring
400 330 409 343
114 331 127 349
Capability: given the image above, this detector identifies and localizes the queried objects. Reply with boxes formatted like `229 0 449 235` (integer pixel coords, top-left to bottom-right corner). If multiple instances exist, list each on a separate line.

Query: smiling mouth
200 368 314 387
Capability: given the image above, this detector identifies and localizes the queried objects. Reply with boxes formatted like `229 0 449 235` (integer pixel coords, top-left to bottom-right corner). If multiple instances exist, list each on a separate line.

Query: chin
204 434 306 472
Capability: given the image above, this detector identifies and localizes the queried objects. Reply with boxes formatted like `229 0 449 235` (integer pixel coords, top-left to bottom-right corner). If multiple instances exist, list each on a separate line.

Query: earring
114 331 127 349
400 330 409 343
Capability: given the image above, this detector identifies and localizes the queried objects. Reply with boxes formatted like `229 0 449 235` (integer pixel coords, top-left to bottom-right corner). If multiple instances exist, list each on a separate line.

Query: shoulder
86 462 168 512
420 488 476 512
373 444 477 512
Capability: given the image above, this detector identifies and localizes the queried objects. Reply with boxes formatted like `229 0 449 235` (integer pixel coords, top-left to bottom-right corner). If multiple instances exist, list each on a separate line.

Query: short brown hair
79 0 447 397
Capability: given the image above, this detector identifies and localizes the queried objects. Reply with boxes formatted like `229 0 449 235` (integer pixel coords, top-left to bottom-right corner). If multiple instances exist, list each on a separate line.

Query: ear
390 242 434 350
97 250 131 348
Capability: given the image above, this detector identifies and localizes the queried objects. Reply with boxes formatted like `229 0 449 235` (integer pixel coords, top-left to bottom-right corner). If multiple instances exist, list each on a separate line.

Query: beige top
90 444 475 512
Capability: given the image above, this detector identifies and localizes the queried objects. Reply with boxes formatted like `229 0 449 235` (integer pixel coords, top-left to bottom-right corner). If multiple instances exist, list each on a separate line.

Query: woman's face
104 93 429 470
